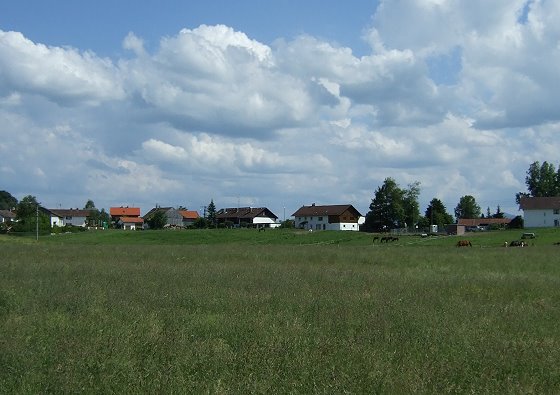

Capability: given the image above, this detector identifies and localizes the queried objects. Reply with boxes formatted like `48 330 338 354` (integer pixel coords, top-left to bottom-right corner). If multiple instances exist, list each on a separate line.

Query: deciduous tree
517 161 560 203
365 178 420 231
454 195 481 221
0 190 17 210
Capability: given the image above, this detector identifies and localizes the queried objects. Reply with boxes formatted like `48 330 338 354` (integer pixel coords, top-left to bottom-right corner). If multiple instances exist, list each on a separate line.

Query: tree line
1 160 554 233
363 178 516 232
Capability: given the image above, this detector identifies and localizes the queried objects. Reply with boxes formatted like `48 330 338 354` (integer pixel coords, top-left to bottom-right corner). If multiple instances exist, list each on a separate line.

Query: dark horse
456 240 472 247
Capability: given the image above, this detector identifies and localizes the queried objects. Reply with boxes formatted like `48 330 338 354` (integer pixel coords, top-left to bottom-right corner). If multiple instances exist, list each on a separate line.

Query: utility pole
36 203 39 241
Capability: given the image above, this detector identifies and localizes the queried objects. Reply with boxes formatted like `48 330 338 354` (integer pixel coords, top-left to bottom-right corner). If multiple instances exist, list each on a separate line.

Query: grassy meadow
1 229 560 393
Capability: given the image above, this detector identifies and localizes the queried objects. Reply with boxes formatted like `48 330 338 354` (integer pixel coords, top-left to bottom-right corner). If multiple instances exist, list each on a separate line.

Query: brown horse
456 240 472 247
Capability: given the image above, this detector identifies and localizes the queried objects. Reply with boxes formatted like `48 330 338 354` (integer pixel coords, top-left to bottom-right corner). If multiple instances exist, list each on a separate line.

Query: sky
1 0 559 220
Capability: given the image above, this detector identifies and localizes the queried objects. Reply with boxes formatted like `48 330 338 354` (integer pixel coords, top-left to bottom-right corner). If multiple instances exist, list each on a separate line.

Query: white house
519 197 560 227
292 204 364 231
47 209 92 227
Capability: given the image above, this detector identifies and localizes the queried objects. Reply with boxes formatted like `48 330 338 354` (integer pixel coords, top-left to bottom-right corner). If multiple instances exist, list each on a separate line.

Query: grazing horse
373 236 380 243
456 240 472 247
509 240 525 247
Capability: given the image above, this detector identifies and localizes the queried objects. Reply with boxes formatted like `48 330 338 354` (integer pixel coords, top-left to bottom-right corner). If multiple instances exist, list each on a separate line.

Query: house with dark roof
216 207 279 228
519 197 560 227
0 209 16 223
47 208 94 227
143 207 185 228
292 204 364 231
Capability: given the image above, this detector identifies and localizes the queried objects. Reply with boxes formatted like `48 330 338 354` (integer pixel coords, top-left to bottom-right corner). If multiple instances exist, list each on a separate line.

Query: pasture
1 229 560 393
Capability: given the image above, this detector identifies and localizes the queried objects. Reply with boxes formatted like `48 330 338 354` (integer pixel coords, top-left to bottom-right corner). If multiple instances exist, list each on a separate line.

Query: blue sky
2 1 377 57
1 0 559 220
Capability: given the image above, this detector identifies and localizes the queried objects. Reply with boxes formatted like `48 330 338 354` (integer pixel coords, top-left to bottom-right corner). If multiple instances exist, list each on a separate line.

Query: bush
508 216 524 229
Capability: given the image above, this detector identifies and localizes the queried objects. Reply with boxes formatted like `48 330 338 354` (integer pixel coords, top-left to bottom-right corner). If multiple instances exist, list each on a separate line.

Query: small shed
446 224 465 236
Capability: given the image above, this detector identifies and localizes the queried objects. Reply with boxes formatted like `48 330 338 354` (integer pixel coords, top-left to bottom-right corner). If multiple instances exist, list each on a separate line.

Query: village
1 194 559 235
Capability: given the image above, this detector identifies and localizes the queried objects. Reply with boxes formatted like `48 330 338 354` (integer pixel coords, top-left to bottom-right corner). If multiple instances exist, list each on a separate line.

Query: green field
1 229 560 393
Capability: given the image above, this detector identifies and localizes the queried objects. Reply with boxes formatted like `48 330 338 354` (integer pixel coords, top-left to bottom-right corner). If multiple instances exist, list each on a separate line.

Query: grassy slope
1 229 560 392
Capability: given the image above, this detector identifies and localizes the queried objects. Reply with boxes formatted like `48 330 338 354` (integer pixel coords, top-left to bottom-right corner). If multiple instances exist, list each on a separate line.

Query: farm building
47 208 94 228
216 207 279 228
143 207 185 228
292 204 364 231
519 197 560 228
178 210 200 227
110 207 143 229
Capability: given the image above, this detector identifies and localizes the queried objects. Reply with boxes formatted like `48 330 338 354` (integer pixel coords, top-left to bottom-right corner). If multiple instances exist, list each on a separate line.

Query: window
554 209 559 215
318 216 323 221
316 224 321 230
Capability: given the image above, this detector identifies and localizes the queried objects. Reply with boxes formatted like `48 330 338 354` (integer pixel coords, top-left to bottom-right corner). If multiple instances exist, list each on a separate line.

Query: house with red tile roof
178 210 200 227
110 206 142 229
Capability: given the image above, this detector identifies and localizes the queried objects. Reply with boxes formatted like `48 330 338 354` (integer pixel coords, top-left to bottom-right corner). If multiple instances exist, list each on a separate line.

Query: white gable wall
524 209 560 227
294 216 360 231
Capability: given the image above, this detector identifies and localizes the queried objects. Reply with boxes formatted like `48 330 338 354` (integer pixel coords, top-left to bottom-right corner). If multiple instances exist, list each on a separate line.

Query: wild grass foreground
1 230 560 392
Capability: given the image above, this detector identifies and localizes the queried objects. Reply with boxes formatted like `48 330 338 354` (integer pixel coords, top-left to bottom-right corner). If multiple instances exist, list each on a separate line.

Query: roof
143 207 173 219
457 218 511 226
118 216 144 224
48 209 93 217
519 196 560 210
216 207 278 220
179 210 199 220
0 210 16 219
292 204 362 217
110 207 141 217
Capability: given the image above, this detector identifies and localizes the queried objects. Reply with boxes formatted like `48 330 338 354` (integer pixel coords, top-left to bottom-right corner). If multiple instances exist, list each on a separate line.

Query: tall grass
1 239 560 392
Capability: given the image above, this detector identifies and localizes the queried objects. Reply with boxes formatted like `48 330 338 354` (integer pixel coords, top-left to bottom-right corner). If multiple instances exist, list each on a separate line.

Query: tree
508 215 524 229
454 195 481 221
517 160 560 203
364 177 418 231
16 195 39 222
402 181 421 228
425 198 454 228
493 205 504 219
84 200 96 209
146 210 167 229
14 195 49 233
206 199 217 227
0 191 18 210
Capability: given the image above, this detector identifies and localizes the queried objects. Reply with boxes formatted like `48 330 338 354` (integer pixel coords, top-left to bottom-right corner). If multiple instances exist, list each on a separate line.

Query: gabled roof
110 207 141 217
118 216 144 224
48 209 93 218
519 196 560 210
292 204 362 217
216 207 278 220
0 210 16 219
143 207 173 220
179 210 199 220
458 218 511 226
